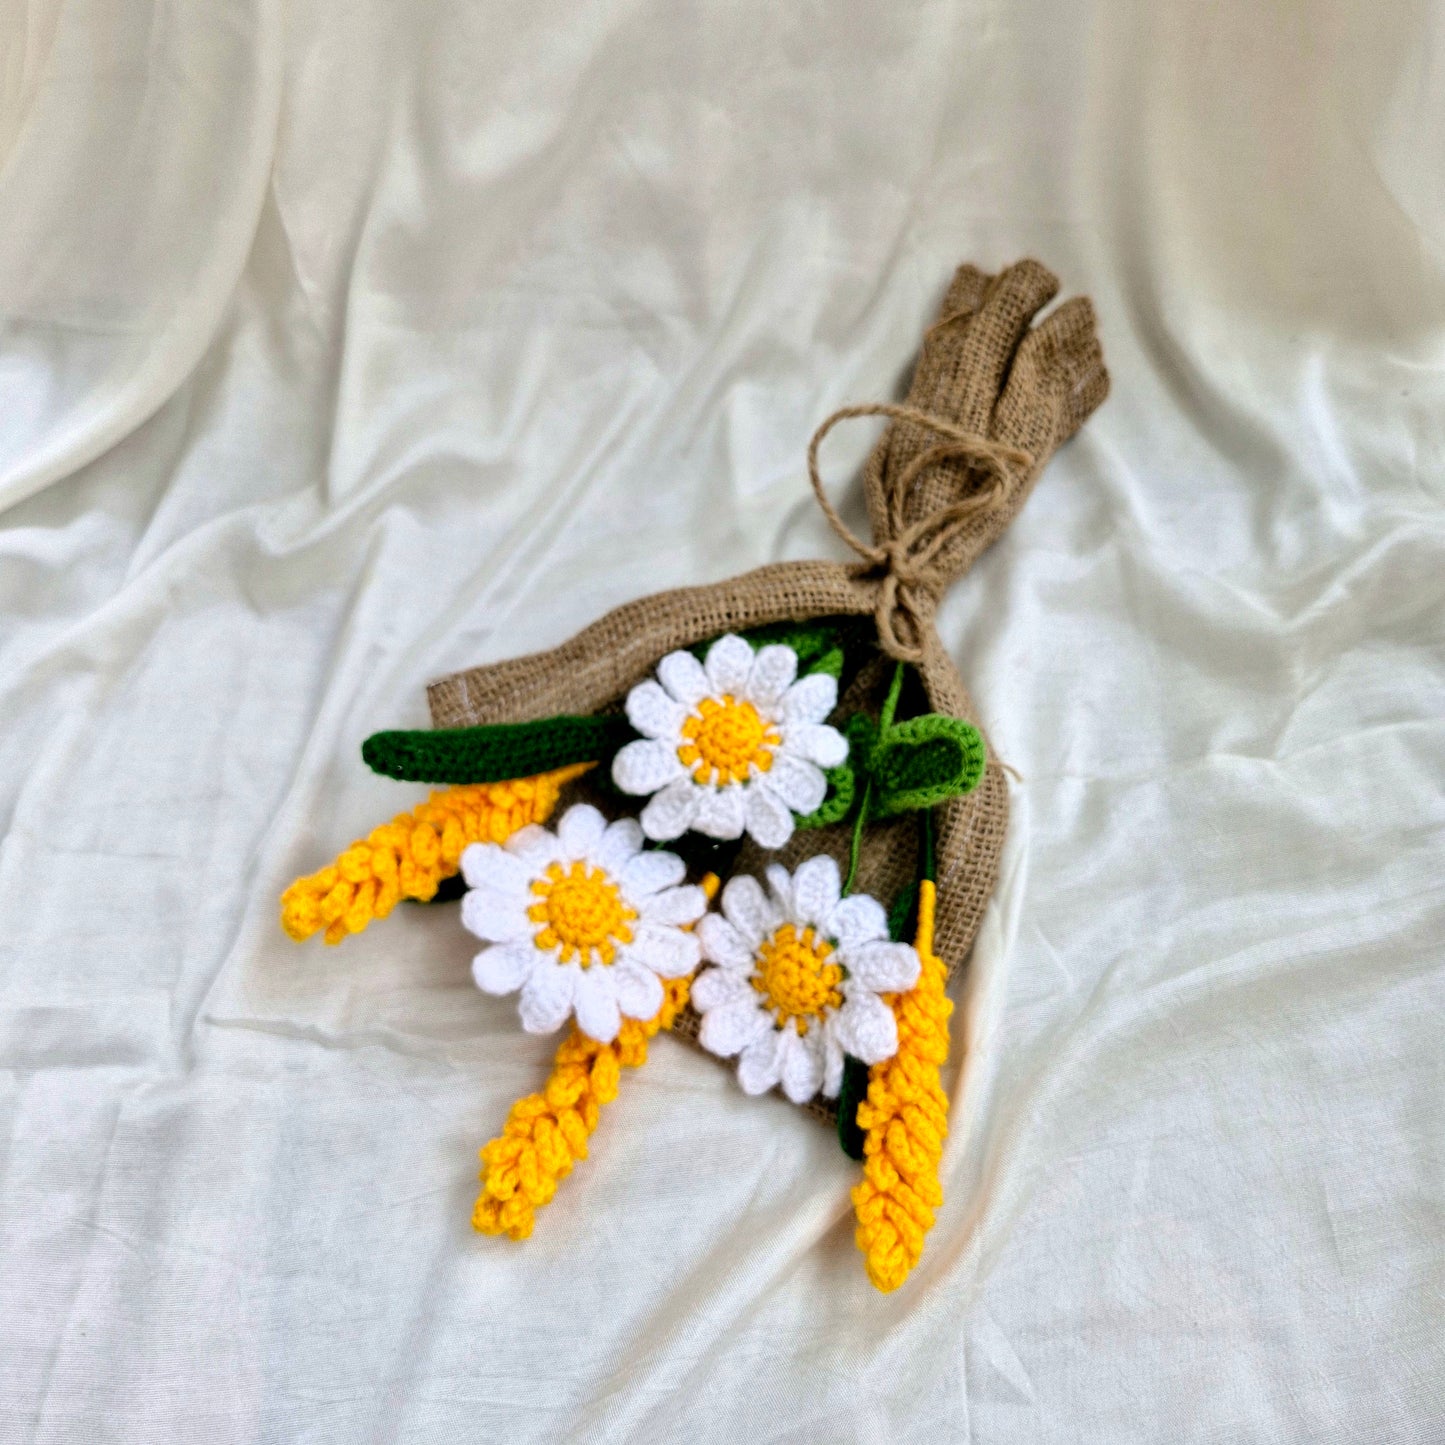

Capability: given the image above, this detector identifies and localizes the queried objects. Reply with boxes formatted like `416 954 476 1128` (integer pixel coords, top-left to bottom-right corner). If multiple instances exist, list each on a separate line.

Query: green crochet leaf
794 762 855 830
868 715 986 818
807 644 845 680
887 880 921 940
361 714 634 785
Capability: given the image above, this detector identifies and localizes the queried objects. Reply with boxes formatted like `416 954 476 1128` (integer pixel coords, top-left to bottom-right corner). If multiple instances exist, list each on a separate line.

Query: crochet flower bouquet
281 259 1107 1291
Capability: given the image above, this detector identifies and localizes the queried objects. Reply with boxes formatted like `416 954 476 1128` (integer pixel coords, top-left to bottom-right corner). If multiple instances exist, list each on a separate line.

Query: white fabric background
3 1 1443 1439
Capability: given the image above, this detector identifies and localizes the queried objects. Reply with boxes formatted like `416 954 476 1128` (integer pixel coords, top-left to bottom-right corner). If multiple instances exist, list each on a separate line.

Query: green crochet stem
841 662 906 895
361 714 634 785
835 1057 869 1161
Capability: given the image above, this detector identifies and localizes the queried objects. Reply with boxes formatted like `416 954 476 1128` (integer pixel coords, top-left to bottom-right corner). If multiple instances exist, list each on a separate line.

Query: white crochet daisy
459 803 706 1044
692 855 921 1104
611 634 849 850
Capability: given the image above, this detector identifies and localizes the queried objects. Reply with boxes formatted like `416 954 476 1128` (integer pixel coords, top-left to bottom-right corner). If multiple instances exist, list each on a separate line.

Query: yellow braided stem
852 877 954 1293
473 873 720 1240
280 764 592 946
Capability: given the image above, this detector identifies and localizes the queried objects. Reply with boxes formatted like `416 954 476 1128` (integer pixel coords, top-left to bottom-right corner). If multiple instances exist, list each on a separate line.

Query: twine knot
807 404 1034 662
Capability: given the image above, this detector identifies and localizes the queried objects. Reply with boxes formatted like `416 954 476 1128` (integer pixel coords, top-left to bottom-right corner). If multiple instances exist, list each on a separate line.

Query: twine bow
807 404 1034 662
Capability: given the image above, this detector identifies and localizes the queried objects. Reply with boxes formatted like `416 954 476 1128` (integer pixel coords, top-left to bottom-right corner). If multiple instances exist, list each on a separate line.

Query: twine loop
806 404 1034 662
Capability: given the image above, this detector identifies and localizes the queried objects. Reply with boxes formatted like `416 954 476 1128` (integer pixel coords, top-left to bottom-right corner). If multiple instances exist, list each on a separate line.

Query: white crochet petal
627 920 700 978
782 672 838 726
557 803 607 860
791 854 841 930
573 966 622 1043
689 961 754 1008
504 823 561 869
611 960 664 1022
747 644 798 708
657 649 712 707
460 886 531 944
778 1027 825 1104
594 816 645 876
760 753 826 814
471 941 536 996
637 883 706 926
737 1029 785 1095
833 989 898 1064
693 782 747 840
460 842 531 895
720 873 777 948
698 996 772 1057
518 960 578 1033
697 913 755 969
764 863 795 917
639 779 698 840
820 1030 846 1098
703 633 755 696
621 848 685 897
785 721 849 768
612 738 685 796
828 892 890 949
743 784 793 849
624 679 688 740
844 940 921 993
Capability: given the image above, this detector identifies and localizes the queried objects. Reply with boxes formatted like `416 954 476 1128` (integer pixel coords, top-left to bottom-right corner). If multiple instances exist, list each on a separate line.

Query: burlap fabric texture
428 258 1108 1120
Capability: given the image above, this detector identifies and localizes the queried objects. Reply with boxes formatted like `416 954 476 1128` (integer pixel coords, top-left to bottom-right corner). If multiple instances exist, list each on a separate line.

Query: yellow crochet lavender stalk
280 765 592 946
852 877 953 1292
474 874 720 1240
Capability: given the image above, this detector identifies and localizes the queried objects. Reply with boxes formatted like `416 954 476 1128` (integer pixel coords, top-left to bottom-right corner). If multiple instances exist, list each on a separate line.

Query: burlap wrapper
428 258 1108 1121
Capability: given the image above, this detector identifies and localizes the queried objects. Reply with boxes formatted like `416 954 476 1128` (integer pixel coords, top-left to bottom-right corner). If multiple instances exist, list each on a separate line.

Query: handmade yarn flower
611 633 849 849
460 803 706 1043
693 855 920 1104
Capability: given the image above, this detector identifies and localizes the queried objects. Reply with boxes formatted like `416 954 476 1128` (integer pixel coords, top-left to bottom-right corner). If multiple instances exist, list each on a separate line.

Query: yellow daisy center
527 860 636 968
752 923 843 1035
677 694 780 786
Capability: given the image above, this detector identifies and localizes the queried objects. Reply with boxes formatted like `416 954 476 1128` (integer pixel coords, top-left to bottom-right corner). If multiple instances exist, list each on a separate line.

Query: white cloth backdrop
2 1 1443 1440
